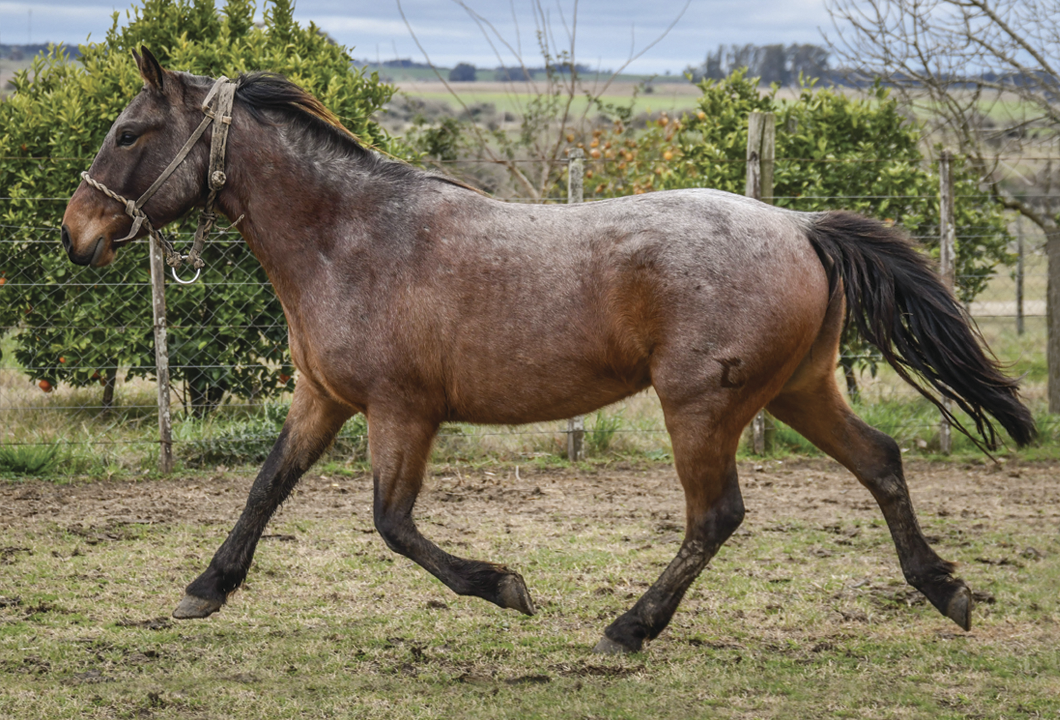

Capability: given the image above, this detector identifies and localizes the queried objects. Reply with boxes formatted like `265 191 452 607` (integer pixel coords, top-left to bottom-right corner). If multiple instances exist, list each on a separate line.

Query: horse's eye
117 131 138 147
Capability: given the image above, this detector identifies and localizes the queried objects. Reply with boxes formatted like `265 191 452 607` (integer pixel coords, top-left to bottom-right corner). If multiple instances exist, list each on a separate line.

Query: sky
0 0 835 75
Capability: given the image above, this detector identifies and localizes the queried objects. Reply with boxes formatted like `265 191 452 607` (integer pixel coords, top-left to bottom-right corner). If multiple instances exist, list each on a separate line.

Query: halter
80 76 239 284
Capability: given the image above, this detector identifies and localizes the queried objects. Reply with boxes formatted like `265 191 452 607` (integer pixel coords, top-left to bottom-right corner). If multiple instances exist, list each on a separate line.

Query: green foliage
406 115 464 165
181 401 290 466
181 403 368 466
0 0 399 411
0 443 65 476
586 410 622 456
586 72 1012 376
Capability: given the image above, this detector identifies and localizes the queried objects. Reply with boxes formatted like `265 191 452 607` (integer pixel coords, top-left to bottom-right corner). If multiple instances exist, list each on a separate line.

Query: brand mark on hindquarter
717 358 744 388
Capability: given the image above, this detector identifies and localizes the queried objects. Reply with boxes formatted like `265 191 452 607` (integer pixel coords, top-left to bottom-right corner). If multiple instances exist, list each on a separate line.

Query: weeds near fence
587 410 624 455
0 442 65 477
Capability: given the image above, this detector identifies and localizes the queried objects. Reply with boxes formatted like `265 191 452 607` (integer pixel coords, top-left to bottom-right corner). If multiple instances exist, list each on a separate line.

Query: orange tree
0 0 398 413
581 72 1012 393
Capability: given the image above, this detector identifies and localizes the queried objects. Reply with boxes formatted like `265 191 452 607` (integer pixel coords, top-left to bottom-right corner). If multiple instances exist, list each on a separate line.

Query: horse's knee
714 490 745 542
690 481 745 547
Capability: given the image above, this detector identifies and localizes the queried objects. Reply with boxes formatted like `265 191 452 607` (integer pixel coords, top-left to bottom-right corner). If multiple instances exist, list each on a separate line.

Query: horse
61 48 1035 655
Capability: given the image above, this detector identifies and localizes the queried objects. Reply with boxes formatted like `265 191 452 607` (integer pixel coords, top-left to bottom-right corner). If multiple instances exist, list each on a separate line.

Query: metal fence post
939 150 956 455
149 235 174 474
567 148 586 462
746 111 775 455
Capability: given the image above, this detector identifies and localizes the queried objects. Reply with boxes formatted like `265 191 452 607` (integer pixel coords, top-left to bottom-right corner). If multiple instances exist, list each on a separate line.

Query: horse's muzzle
62 225 106 267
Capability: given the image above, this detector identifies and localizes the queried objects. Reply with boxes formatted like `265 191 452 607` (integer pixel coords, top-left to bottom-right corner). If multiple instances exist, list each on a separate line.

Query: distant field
394 79 705 118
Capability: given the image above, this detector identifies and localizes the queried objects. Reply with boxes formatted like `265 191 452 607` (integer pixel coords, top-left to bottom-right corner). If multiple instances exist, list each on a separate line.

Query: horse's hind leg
767 379 973 630
368 408 536 615
174 379 351 618
595 416 746 654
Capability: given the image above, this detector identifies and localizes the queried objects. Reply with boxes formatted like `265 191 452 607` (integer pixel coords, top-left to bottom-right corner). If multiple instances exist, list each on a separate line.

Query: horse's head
62 48 213 267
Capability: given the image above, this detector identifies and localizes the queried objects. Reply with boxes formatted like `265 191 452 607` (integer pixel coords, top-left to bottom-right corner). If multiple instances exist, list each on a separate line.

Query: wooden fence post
1016 216 1025 336
746 112 775 455
938 150 956 455
1048 221 1060 413
149 235 174 474
1048 144 1060 414
567 148 586 462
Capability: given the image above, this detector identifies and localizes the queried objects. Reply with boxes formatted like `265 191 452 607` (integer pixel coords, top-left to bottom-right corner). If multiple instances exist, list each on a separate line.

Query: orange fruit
39 379 53 393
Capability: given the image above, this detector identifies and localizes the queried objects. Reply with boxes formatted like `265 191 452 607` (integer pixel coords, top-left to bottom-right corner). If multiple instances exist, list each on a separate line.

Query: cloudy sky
0 0 835 74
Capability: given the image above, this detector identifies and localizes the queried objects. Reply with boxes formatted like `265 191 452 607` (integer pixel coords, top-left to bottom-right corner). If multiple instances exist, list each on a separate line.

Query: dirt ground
2 457 1058 719
3 457 1057 547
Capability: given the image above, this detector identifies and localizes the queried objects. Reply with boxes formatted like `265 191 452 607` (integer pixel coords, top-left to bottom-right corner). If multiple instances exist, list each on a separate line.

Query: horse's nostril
61 225 72 253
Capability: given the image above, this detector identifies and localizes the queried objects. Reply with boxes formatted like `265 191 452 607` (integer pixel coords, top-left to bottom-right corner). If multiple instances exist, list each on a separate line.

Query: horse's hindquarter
418 189 831 425
634 192 831 420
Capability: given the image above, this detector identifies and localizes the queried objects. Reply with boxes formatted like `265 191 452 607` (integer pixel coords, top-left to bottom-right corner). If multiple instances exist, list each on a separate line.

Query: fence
0 147 1053 475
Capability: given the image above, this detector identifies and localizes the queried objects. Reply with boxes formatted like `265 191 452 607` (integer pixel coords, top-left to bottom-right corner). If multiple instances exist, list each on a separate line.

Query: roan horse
62 49 1035 654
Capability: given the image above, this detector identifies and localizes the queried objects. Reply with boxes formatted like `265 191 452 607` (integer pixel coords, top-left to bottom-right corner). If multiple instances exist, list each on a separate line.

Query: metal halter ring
171 263 202 284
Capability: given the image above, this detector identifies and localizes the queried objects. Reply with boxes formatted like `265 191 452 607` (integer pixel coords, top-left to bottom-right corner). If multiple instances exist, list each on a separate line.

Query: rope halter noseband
80 75 240 284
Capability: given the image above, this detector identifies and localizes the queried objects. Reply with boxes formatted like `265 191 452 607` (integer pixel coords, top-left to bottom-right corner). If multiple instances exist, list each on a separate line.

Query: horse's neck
218 136 384 300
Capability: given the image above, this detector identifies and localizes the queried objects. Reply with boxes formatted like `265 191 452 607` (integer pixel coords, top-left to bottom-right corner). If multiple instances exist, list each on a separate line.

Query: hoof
945 586 972 631
592 635 637 655
173 594 223 619
497 573 536 616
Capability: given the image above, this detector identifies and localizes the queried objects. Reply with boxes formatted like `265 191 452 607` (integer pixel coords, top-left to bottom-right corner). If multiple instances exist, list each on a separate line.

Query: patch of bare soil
1 457 1056 539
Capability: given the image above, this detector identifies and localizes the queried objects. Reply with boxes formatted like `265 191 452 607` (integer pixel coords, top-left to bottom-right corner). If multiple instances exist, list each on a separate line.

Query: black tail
805 210 1036 450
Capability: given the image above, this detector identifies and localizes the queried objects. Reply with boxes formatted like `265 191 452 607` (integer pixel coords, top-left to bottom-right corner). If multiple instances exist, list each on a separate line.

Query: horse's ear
133 46 165 92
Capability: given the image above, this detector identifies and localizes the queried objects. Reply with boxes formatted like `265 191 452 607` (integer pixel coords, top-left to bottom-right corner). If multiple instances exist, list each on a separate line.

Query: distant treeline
0 44 81 61
684 44 833 86
357 57 599 82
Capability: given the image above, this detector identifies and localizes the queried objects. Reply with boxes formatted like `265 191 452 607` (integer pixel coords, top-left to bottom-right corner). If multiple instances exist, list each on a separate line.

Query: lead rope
79 75 240 284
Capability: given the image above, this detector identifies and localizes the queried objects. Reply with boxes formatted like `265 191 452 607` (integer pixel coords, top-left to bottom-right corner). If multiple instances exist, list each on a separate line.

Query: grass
0 464 1057 719
0 443 65 476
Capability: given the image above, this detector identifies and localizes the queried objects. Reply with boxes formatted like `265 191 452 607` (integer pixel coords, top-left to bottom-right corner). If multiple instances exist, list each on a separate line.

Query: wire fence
0 160 1054 474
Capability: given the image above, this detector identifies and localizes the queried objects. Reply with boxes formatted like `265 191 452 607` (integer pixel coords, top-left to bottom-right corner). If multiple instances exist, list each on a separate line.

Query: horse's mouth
67 235 104 267
89 236 109 267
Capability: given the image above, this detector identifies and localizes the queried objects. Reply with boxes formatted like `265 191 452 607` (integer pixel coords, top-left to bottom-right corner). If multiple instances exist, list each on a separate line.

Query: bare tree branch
400 0 689 200
824 0 1060 232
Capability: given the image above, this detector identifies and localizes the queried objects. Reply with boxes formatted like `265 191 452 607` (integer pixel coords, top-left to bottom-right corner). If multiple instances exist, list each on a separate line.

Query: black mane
226 71 474 190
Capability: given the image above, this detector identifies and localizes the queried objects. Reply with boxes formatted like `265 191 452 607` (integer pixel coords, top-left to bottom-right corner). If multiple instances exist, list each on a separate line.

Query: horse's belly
445 354 651 425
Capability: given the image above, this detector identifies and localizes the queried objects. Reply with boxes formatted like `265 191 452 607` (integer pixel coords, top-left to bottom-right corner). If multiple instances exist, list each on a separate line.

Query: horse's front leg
173 380 351 618
369 408 536 615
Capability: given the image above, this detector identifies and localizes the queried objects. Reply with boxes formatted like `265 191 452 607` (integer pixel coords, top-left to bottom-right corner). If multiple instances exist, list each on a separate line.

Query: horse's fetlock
186 563 244 603
604 614 649 653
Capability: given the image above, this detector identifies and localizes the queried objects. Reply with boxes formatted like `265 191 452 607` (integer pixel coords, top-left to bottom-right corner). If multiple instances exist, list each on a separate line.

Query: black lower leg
859 432 972 629
598 475 745 653
175 394 346 618
374 480 536 615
